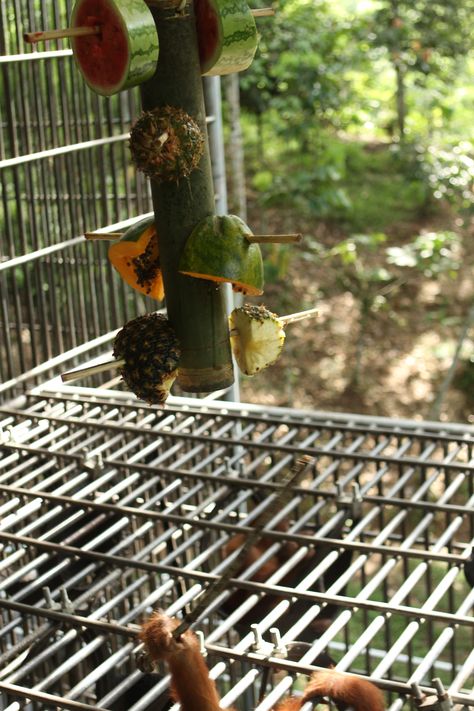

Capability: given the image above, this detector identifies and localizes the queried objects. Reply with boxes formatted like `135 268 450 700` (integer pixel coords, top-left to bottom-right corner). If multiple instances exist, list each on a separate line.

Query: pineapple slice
229 304 285 376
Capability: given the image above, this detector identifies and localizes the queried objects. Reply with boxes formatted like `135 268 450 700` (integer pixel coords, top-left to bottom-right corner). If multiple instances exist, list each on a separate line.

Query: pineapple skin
113 313 181 404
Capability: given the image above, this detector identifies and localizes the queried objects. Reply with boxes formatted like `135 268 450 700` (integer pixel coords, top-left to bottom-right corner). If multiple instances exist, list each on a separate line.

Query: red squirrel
139 612 385 711
220 515 354 639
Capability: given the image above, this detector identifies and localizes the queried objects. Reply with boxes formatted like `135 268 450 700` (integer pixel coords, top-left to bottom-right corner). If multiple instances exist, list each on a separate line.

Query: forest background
223 0 474 424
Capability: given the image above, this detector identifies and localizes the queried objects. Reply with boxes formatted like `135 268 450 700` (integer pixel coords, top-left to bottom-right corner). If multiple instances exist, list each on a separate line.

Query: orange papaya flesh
108 219 164 301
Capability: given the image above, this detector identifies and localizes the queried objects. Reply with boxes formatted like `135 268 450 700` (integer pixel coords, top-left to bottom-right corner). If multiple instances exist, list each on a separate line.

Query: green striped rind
120 215 155 243
201 0 258 76
118 0 159 89
71 0 158 96
179 215 264 294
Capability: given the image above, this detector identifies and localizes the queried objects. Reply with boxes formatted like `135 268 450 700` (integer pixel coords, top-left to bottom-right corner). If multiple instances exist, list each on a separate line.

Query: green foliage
250 135 351 218
324 232 394 305
368 0 474 79
387 230 463 276
241 0 365 140
419 142 474 210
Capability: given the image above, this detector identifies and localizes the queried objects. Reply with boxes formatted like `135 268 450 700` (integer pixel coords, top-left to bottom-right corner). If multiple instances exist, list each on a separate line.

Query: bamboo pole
140 5 233 392
24 26 100 43
246 233 302 244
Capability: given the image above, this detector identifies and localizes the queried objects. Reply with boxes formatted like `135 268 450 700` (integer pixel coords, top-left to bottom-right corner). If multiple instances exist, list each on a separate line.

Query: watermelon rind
179 215 264 295
71 0 159 96
197 0 259 76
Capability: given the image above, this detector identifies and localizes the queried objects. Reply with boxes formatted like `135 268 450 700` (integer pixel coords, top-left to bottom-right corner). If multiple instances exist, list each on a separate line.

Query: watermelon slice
194 0 258 76
70 0 159 96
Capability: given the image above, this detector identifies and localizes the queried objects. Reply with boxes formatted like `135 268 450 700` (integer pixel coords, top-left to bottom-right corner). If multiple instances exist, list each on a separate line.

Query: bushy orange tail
140 612 233 711
298 670 385 711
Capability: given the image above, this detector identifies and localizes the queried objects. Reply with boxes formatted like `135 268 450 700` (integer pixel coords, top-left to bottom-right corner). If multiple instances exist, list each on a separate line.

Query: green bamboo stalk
140 4 234 393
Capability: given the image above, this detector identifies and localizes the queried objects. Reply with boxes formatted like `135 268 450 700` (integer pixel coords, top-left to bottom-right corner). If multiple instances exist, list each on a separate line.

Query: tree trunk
394 60 406 141
224 73 247 222
140 4 234 393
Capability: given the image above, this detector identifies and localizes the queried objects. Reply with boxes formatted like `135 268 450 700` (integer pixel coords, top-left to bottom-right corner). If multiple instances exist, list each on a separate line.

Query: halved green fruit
194 0 259 76
179 215 264 295
71 0 159 96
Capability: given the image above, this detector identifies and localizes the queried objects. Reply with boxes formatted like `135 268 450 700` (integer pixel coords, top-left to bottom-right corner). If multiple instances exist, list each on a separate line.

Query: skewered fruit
70 0 159 96
179 215 264 295
194 0 258 76
108 216 164 300
229 304 319 376
229 304 285 375
129 106 205 182
113 313 180 404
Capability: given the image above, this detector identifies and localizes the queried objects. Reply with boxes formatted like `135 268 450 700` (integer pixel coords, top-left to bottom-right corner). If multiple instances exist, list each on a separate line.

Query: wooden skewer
280 307 319 326
251 7 275 17
84 232 123 241
24 26 100 44
246 233 302 244
61 359 125 383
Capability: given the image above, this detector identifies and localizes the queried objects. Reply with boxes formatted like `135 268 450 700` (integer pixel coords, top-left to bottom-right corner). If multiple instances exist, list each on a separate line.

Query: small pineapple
229 304 285 376
113 313 181 404
129 106 205 182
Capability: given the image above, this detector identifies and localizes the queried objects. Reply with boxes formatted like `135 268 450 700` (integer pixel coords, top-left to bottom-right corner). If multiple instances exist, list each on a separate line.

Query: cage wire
0 1 474 710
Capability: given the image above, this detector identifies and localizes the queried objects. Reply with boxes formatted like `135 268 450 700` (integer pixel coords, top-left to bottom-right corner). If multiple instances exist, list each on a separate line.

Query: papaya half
108 215 164 301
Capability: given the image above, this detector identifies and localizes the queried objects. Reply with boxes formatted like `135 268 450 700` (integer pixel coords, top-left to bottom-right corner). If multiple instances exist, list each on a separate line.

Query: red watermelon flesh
73 0 129 92
194 0 219 68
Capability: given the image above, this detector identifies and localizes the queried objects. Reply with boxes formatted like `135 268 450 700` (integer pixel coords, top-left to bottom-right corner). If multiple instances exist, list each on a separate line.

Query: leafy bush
251 138 351 218
420 142 474 210
386 230 463 276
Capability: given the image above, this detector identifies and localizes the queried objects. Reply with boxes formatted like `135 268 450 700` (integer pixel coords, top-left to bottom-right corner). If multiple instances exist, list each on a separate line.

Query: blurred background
224 0 474 423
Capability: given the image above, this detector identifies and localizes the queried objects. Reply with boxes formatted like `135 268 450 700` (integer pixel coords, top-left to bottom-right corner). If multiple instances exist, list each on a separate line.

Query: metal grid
0 1 227 398
0 383 473 710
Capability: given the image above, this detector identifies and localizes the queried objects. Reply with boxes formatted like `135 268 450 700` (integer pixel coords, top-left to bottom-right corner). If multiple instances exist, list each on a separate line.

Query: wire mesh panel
0 388 472 710
0 0 155 389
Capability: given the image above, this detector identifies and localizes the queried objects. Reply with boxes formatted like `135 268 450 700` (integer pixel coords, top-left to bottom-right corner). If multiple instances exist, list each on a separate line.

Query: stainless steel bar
2 406 472 472
0 49 73 62
0 486 469 568
0 682 108 711
30 390 474 443
2 540 472 629
0 132 130 170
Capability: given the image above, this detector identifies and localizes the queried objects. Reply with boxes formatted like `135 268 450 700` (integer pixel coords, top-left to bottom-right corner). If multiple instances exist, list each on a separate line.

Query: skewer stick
24 26 100 44
251 7 275 17
229 307 318 337
61 359 125 383
246 233 302 244
84 232 123 241
280 307 319 326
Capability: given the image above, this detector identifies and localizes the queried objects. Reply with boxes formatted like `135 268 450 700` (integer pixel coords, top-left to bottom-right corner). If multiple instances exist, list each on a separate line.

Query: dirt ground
238 204 474 425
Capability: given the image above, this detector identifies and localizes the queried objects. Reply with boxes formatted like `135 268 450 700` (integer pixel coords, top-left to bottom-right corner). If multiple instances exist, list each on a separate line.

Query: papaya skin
108 218 165 301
